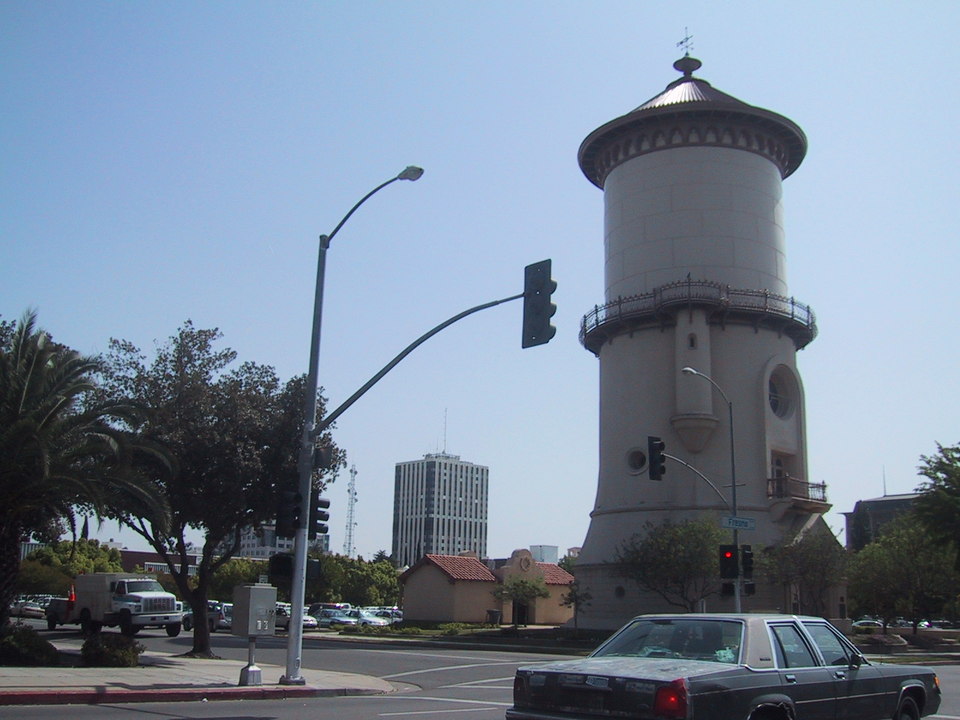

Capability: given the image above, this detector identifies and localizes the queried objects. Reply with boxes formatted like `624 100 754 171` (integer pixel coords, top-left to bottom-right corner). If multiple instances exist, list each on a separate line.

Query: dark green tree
758 526 847 618
914 443 960 568
492 576 550 629
848 514 958 630
208 557 265 602
96 322 342 657
0 311 167 627
559 580 592 630
615 517 725 612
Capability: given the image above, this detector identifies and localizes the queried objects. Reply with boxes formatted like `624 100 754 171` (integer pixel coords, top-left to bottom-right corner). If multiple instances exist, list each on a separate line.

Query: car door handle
784 674 797 683
834 671 846 680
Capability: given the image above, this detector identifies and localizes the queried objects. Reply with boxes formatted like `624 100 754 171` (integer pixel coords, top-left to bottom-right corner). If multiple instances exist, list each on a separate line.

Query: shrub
81 632 145 667
0 623 60 666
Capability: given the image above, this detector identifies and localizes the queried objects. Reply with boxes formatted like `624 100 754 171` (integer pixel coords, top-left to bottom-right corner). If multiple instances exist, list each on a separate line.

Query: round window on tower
626 447 648 476
768 366 798 419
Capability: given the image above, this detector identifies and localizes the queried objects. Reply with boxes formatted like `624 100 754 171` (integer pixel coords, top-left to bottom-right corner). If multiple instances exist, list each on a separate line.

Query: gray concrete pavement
0 637 395 706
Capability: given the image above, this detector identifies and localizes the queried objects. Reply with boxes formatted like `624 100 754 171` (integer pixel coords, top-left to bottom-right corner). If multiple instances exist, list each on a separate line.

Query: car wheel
183 615 193 631
897 696 920 720
46 616 57 631
166 622 182 637
79 609 94 636
119 610 136 636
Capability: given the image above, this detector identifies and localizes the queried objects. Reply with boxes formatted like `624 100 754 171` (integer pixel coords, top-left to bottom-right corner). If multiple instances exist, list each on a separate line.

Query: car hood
518 655 736 681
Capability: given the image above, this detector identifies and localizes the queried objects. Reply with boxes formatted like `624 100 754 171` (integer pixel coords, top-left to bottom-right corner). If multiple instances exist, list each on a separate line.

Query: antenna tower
343 464 358 557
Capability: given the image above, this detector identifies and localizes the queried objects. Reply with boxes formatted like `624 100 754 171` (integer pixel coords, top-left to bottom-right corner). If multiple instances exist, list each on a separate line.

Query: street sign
721 516 756 531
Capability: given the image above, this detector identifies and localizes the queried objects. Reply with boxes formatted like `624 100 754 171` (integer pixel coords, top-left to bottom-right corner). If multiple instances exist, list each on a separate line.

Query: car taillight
653 678 687 718
513 674 527 703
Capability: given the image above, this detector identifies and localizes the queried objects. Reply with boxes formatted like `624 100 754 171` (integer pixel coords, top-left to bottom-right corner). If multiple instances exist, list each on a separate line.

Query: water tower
575 55 830 627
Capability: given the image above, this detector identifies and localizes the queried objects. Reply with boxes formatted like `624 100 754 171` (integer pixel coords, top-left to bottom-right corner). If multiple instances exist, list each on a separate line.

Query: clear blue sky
3 1 958 561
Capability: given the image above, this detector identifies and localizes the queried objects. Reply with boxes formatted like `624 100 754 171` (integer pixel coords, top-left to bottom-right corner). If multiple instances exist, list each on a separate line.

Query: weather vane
676 27 694 56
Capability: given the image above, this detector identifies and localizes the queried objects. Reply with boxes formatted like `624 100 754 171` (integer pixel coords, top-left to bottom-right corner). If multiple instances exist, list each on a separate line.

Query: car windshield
593 618 743 664
125 580 165 593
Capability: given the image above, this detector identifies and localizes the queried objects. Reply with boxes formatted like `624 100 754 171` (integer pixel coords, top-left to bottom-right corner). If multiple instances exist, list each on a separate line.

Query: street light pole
281 166 423 685
681 366 741 612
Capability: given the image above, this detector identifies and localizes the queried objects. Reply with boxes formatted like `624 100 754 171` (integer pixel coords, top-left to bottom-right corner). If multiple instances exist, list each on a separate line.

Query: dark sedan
507 614 941 720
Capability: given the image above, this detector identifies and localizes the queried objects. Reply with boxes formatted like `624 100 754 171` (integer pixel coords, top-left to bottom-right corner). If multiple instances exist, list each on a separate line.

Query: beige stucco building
399 549 574 625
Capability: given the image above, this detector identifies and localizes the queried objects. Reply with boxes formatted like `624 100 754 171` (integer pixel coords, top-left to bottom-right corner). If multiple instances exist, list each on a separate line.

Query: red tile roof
427 554 497 582
538 562 575 585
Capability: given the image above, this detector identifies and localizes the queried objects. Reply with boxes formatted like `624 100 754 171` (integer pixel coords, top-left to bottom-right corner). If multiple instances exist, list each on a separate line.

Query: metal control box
231 584 277 637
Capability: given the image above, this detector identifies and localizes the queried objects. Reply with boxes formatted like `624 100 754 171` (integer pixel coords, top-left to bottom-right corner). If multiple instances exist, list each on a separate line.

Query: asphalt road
8 620 960 720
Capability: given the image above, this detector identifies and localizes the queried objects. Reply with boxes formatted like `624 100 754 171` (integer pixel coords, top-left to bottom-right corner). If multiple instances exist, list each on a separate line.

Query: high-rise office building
392 452 488 568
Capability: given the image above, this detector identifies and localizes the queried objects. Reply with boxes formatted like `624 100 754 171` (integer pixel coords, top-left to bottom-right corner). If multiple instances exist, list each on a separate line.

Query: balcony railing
767 476 828 504
580 279 817 355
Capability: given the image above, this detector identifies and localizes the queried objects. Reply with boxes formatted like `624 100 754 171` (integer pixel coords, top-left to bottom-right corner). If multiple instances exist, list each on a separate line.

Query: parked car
274 602 318 631
182 601 223 632
218 602 233 630
852 618 883 628
507 613 942 720
344 608 390 627
10 600 44 619
315 609 358 628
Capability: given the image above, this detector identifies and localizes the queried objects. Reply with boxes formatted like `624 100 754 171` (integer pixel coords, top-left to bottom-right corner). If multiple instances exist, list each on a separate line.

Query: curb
0 684 390 706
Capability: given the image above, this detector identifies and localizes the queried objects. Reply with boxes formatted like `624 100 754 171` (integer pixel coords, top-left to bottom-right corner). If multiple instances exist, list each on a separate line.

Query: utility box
232 584 277 637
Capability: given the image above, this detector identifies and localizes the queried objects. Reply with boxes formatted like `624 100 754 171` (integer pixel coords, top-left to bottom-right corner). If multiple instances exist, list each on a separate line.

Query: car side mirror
848 653 863 670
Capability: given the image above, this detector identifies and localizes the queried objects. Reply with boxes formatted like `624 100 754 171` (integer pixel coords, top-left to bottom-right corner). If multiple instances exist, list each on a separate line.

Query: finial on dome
673 55 702 77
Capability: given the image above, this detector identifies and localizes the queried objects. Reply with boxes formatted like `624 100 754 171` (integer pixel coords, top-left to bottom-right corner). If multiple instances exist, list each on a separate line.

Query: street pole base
239 664 262 686
279 674 306 686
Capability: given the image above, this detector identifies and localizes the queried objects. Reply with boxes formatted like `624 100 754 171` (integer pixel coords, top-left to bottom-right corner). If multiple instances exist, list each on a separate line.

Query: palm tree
0 311 168 627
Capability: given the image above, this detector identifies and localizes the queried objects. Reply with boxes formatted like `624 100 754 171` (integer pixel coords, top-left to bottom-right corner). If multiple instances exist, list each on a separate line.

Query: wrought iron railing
580 279 817 352
767 476 828 504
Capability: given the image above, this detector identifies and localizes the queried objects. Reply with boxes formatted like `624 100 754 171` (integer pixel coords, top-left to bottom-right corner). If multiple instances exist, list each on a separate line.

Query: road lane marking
380 709 500 716
382 662 520 679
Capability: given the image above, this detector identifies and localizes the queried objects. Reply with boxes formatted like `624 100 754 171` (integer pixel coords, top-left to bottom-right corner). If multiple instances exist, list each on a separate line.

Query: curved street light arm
315 292 524 437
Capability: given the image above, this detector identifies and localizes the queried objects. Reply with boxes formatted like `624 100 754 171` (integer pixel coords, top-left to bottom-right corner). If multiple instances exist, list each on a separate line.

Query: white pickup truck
46 572 183 636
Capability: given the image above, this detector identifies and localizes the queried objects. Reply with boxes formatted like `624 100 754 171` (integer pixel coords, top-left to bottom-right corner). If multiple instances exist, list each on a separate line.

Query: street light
281 166 423 685
681 366 741 612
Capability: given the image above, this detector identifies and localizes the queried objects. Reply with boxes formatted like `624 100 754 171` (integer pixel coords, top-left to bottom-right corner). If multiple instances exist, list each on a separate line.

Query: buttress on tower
575 56 832 628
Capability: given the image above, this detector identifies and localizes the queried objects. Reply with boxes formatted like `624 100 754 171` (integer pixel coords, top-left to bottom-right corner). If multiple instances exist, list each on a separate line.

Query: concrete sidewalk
0 640 395 706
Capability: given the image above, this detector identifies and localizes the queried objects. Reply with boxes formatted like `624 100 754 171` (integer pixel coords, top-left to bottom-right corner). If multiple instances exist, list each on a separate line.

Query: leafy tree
305 554 399 606
758 526 847 618
615 517 724 612
848 514 959 630
492 576 550 628
914 443 960 568
95 322 342 657
371 549 392 565
557 554 577 575
209 557 265 602
560 580 592 630
0 311 167 627
27 539 124 576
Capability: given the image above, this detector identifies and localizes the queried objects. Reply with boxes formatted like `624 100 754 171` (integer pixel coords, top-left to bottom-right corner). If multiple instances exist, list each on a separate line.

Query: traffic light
308 491 330 540
313 444 334 471
719 544 739 579
276 489 302 538
647 436 666 481
740 545 754 580
268 552 293 585
521 259 557 348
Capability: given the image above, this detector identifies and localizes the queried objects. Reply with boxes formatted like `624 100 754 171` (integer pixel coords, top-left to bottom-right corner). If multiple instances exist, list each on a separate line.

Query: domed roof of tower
579 56 807 188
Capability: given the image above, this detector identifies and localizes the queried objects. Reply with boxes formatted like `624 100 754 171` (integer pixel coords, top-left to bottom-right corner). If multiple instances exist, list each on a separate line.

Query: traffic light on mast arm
647 436 667 481
521 259 557 348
